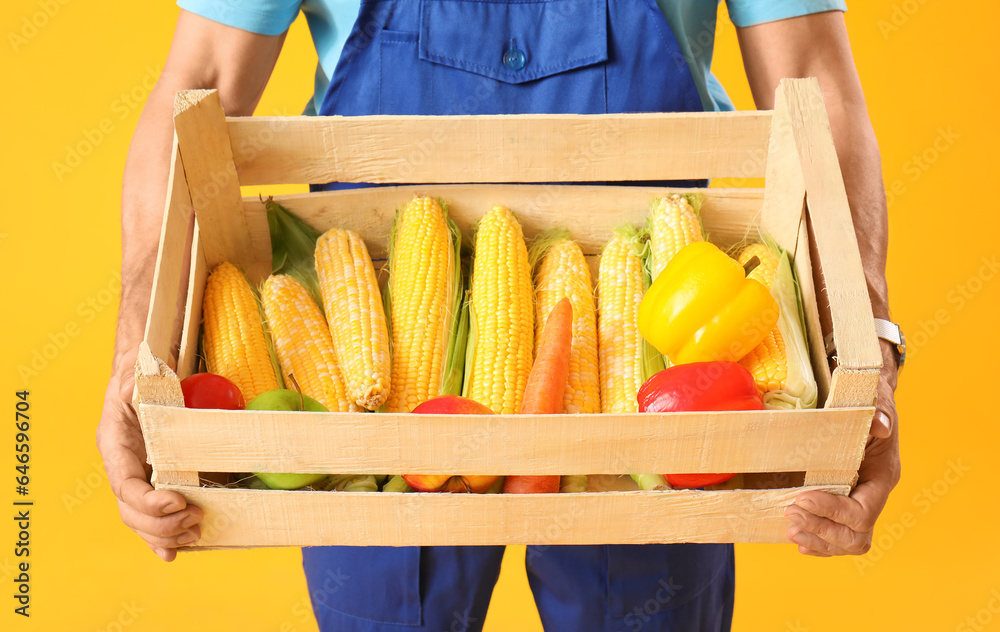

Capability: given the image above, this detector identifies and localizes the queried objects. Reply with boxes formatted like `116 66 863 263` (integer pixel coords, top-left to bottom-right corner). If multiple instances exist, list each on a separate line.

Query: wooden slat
171 485 847 548
133 343 199 487
243 184 764 259
173 90 268 279
138 405 873 475
176 223 206 380
142 139 193 368
803 469 859 487
227 111 773 186
760 85 806 254
778 79 882 393
794 215 833 405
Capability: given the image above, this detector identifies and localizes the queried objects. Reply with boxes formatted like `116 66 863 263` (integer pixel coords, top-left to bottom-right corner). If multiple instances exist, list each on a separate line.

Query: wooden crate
135 79 881 550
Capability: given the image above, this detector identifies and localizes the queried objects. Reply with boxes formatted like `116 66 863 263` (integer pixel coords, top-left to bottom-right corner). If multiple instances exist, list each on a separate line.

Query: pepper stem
742 255 761 277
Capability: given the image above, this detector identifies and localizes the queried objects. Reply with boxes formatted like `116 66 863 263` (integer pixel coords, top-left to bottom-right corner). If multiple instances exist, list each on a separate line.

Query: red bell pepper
637 361 764 488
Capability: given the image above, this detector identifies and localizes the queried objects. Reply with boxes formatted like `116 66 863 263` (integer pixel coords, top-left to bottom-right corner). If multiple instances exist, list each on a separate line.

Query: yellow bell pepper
638 241 779 365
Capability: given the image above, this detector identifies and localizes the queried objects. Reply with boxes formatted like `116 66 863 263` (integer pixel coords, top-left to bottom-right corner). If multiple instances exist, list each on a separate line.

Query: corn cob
315 228 391 410
597 226 662 414
736 240 818 409
648 194 704 281
530 229 600 414
383 197 464 412
261 274 359 412
202 262 281 401
463 206 534 414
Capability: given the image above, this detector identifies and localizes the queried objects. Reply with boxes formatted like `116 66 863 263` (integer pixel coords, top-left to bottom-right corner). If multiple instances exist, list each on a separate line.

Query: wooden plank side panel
244 185 765 258
142 140 193 369
176 223 207 380
172 485 847 548
778 79 882 392
139 405 874 475
227 112 773 186
173 90 268 280
760 87 806 254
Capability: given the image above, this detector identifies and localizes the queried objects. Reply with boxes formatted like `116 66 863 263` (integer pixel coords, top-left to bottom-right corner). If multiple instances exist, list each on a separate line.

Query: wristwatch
874 318 906 370
824 318 905 371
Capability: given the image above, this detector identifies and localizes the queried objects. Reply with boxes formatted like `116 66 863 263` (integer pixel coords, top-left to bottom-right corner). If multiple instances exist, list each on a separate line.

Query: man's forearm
825 98 890 323
111 82 179 384
825 96 899 382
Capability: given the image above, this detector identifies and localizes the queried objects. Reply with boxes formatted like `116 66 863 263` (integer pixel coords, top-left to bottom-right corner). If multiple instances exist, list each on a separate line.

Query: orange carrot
503 297 573 494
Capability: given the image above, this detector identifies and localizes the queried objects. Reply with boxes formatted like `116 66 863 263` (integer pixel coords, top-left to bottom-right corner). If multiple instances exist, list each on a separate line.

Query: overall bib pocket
378 0 609 115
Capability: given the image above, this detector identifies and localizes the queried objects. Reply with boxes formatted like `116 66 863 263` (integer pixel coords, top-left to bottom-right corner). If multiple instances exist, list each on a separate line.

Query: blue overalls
304 2 735 630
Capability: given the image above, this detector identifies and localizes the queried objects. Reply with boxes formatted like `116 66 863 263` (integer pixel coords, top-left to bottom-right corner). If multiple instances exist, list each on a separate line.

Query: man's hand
785 344 901 556
97 369 203 562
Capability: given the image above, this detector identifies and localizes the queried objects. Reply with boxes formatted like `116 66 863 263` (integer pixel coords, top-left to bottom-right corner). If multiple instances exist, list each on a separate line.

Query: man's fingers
786 525 850 556
785 506 871 554
794 489 872 533
870 410 892 439
117 476 189 517
134 525 202 550
147 543 177 563
118 498 203 538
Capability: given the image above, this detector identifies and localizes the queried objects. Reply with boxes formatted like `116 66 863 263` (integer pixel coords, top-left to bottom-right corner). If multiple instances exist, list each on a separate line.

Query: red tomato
665 473 735 489
180 373 245 410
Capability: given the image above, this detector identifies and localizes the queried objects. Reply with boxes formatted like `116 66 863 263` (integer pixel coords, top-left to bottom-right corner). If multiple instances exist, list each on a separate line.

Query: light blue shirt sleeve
177 0 302 36
726 0 847 28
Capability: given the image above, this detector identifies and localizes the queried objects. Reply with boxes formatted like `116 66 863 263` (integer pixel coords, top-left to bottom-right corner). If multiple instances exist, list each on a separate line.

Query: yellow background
2 1 997 630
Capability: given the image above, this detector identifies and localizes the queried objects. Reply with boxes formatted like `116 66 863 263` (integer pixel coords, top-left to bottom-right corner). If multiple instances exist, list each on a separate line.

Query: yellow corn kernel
384 197 457 413
737 243 787 395
649 194 704 280
202 262 280 402
464 206 534 414
315 228 392 410
262 274 358 412
533 235 600 414
597 233 647 413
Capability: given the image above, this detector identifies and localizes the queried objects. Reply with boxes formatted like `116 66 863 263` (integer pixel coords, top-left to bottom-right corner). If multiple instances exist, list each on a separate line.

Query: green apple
247 389 329 490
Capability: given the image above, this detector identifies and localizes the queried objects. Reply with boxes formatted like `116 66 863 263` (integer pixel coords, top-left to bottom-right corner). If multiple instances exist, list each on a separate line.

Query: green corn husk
623 224 669 490
264 196 323 310
324 474 379 492
631 473 670 491
759 236 819 410
382 475 413 493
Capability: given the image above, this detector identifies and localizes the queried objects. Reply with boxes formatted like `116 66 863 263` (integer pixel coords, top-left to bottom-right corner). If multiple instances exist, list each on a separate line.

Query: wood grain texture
169 485 848 548
173 90 267 279
777 79 882 397
138 405 873 475
760 86 806 254
134 343 199 487
142 140 192 370
242 184 764 260
176 223 206 380
226 111 773 186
